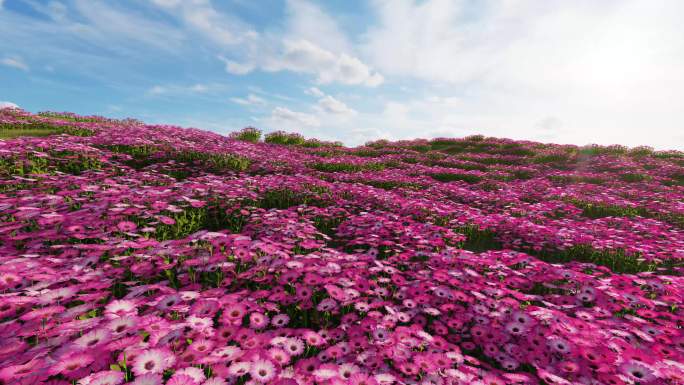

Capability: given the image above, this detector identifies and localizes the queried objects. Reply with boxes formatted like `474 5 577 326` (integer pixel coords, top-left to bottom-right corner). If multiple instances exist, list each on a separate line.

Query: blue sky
1 0 683 148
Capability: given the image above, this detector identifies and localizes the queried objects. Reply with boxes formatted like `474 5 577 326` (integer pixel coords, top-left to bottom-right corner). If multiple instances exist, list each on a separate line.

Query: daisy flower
73 328 111 350
249 312 269 329
116 221 137 232
108 316 138 335
268 347 291 365
131 374 163 385
166 374 198 385
211 346 243 362
105 299 137 319
249 359 278 383
271 314 290 327
284 337 305 356
227 361 251 377
620 360 656 383
174 367 206 383
203 378 228 385
132 348 176 376
48 352 94 379
78 370 124 385
223 304 246 324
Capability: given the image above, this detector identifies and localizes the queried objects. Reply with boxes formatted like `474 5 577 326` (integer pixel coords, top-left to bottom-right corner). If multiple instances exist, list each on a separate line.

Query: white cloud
147 83 212 96
218 57 255 75
263 39 383 86
149 0 257 46
148 85 168 95
0 101 19 109
231 93 266 106
283 0 353 54
1 56 29 71
305 87 325 97
316 95 356 116
359 0 684 149
70 0 185 52
268 106 320 128
189 84 209 93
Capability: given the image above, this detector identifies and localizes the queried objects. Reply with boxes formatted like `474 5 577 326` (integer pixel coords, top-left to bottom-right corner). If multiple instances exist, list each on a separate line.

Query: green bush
429 172 482 184
0 122 94 138
619 173 650 183
230 127 262 143
311 162 386 173
264 131 306 146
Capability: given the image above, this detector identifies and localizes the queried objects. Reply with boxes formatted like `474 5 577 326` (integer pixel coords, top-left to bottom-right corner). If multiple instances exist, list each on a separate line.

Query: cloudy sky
1 0 683 148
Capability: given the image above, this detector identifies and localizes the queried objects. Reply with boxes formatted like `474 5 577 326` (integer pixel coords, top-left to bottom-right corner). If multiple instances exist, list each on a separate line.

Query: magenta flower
116 220 137 232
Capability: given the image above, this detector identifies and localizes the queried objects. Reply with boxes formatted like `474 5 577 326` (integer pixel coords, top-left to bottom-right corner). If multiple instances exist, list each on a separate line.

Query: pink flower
172 367 206 384
132 348 176 376
78 370 124 385
131 374 163 385
116 221 137 232
249 359 277 383
249 312 269 329
105 299 138 319
48 353 94 379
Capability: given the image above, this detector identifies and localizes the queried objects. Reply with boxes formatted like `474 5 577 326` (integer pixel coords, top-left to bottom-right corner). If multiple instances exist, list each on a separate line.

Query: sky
1 0 683 149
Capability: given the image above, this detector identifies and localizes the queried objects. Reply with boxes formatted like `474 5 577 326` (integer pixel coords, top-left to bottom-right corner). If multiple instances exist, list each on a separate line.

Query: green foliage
103 145 250 173
537 245 654 274
36 112 103 123
428 159 488 171
360 180 423 190
311 162 386 173
0 122 94 138
135 203 248 241
578 144 628 156
429 172 482 184
302 139 344 148
547 175 605 185
533 153 571 164
258 187 332 209
571 200 645 219
454 225 502 252
174 151 251 173
662 172 684 187
264 131 306 146
619 173 650 183
0 151 101 176
230 127 262 143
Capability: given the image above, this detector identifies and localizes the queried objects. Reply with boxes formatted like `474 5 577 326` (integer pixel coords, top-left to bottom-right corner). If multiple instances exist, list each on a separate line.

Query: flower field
0 107 683 385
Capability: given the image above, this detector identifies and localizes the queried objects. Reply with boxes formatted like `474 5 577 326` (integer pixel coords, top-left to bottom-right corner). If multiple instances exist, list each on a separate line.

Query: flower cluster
0 108 683 384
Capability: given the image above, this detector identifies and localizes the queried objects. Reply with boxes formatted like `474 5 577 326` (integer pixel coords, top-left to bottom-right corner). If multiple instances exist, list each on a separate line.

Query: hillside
0 108 683 384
